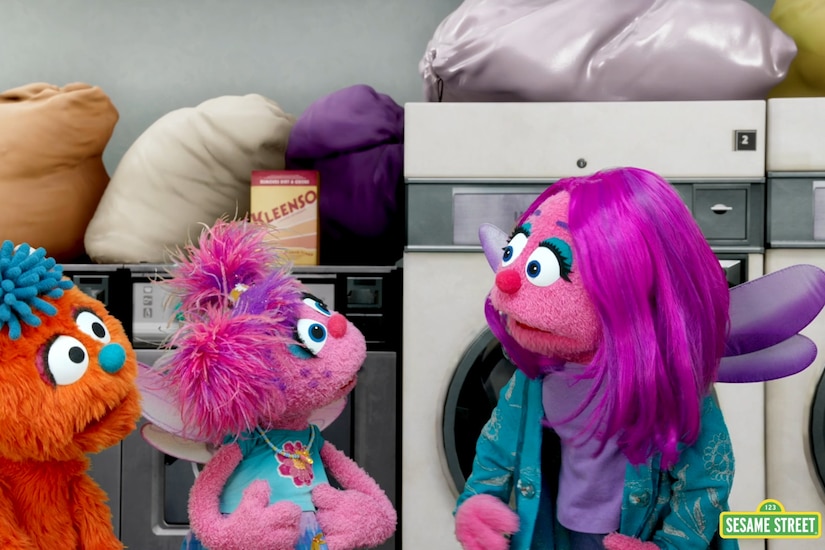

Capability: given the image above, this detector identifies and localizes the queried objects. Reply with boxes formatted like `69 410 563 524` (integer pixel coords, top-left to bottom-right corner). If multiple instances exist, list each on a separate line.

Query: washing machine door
443 328 516 495
810 371 825 490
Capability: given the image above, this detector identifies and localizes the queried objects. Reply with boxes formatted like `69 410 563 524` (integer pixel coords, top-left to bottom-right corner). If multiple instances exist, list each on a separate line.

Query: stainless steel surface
406 183 547 248
408 181 765 253
121 349 190 550
767 175 825 248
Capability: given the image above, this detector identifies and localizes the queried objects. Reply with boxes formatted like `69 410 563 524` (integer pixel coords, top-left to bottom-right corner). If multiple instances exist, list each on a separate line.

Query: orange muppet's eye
45 335 89 385
75 310 111 343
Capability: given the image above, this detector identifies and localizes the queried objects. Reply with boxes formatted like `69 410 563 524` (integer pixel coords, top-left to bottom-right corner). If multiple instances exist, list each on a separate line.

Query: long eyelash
508 225 530 242
544 241 573 282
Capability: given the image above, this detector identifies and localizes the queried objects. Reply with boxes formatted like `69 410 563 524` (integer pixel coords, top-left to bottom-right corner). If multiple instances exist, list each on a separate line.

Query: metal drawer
406 183 548 250
674 182 765 252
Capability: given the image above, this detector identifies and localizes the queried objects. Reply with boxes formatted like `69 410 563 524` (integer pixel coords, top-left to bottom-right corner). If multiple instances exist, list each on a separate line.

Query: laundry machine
763 97 825 550
402 101 768 549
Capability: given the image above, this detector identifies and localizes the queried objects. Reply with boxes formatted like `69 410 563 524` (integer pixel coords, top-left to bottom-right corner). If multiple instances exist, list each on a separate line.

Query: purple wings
720 264 825 382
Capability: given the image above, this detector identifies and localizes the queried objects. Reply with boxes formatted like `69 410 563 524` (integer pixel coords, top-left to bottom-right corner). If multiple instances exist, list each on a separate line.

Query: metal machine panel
407 184 547 248
408 182 765 252
767 98 825 173
404 101 766 181
767 175 825 248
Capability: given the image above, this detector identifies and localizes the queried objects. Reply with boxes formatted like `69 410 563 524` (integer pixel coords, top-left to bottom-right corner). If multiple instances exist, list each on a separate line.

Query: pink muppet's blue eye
302 293 331 317
524 238 573 287
293 318 328 356
502 226 530 267
307 323 325 342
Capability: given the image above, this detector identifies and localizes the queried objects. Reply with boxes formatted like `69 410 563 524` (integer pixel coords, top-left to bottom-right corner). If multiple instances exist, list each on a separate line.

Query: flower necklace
256 425 316 466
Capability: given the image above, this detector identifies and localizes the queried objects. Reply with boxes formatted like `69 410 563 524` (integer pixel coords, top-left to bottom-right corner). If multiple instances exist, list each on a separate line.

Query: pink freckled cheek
293 367 321 390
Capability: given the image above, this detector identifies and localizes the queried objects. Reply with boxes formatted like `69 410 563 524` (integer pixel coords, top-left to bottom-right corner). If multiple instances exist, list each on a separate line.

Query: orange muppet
0 241 140 549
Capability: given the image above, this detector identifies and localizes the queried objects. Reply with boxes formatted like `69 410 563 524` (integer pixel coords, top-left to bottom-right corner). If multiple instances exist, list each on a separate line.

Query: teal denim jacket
457 370 739 550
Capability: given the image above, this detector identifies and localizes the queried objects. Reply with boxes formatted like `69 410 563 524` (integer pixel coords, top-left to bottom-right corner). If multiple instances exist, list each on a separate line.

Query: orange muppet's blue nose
99 343 126 374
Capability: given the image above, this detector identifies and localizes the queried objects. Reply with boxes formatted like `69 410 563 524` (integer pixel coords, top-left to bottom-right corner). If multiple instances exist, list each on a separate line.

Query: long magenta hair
510 167 730 467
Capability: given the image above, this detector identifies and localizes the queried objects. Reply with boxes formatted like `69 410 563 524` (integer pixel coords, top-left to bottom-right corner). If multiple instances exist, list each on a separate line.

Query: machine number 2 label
734 130 757 151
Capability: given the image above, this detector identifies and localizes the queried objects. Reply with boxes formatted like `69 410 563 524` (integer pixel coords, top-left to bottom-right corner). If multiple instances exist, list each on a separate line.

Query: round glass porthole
442 328 516 495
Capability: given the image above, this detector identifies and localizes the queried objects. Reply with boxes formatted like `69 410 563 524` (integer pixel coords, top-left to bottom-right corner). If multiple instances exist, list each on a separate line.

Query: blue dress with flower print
220 427 329 513
182 427 330 550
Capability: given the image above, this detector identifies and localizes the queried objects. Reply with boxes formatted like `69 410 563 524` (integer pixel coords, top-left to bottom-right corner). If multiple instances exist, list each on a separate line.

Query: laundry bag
420 0 798 102
84 94 295 263
0 82 118 261
285 85 404 266
769 0 825 97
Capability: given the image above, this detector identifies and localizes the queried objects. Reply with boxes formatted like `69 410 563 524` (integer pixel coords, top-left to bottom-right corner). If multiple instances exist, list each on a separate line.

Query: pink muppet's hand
313 442 396 549
454 494 519 550
189 444 302 550
603 533 660 550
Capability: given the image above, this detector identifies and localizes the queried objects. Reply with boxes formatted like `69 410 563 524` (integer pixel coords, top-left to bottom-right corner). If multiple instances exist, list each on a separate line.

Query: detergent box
250 170 320 265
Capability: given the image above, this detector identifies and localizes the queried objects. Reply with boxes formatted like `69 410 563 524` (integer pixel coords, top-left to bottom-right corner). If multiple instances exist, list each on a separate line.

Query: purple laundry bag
286 85 404 265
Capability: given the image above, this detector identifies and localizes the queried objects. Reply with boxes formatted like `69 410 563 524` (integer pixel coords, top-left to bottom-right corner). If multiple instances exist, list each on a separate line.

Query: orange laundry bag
0 83 118 261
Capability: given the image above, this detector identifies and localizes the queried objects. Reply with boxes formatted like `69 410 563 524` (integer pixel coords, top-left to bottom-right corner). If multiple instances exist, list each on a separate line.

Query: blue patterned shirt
457 370 739 549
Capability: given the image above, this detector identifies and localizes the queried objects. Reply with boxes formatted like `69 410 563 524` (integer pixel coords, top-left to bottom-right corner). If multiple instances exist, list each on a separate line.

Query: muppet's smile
78 390 139 437
507 314 596 362
507 314 557 340
80 400 123 433
340 375 358 394
513 319 549 334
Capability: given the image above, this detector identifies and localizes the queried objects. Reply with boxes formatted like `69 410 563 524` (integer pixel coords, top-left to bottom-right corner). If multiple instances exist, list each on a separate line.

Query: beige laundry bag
84 94 295 263
0 83 118 261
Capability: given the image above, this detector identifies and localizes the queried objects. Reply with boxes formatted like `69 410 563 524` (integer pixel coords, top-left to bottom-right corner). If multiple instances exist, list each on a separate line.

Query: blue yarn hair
0 241 74 340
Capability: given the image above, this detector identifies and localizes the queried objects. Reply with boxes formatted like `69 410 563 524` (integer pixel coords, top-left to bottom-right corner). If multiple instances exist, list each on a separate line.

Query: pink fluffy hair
160 220 303 444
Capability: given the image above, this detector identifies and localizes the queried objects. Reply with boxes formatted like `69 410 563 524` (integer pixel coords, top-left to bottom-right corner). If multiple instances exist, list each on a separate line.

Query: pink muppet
456 168 739 549
145 220 396 550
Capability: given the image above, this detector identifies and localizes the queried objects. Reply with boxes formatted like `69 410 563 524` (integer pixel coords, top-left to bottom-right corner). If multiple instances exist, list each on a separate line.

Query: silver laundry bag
420 0 798 102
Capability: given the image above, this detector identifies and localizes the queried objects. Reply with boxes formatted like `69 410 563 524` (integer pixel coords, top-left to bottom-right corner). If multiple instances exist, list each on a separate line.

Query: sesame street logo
720 500 821 539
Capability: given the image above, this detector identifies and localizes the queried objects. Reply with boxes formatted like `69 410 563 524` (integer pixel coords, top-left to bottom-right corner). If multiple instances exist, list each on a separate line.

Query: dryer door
442 329 516 495
810 370 825 490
